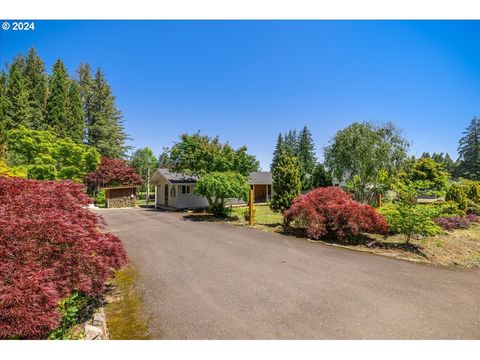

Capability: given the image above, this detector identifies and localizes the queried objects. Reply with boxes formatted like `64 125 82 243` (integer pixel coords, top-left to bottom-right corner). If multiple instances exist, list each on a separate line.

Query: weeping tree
324 122 409 202
195 171 250 217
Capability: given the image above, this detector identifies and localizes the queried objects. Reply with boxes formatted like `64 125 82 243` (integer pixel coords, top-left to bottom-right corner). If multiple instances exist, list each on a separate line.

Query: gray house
150 169 274 210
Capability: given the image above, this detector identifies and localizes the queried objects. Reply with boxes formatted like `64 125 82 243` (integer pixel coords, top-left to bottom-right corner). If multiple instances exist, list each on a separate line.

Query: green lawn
230 204 283 226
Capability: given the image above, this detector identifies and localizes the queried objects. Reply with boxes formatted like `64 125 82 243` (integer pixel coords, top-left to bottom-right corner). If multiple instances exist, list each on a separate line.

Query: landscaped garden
228 199 480 268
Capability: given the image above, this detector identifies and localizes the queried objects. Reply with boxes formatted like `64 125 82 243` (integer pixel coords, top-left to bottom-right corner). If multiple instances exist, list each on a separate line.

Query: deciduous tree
0 177 127 339
324 122 409 202
169 133 259 176
195 171 250 217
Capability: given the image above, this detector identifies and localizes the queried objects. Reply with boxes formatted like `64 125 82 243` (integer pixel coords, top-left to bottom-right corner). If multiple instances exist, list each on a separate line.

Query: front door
164 184 169 206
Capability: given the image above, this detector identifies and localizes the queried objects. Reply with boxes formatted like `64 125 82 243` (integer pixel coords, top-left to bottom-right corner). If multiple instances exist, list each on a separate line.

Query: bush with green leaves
467 181 480 203
48 291 92 340
271 153 302 214
378 203 441 243
445 183 468 210
195 171 250 217
243 207 256 221
5 126 100 181
95 189 106 205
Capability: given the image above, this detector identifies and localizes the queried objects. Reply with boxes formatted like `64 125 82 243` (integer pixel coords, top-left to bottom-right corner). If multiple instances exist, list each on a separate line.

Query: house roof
248 171 272 185
150 169 272 185
151 168 198 184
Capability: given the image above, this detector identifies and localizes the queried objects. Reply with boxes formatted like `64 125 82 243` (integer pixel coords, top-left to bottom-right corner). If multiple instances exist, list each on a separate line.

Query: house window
170 186 176 197
182 185 191 194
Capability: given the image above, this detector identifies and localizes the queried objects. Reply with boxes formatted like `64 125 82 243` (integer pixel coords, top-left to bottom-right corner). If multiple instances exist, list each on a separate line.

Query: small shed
248 171 274 203
101 185 140 208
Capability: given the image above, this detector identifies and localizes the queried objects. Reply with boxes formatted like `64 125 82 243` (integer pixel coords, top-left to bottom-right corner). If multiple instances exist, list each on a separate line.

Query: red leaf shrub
434 215 480 231
0 177 127 339
284 187 388 240
85 157 143 189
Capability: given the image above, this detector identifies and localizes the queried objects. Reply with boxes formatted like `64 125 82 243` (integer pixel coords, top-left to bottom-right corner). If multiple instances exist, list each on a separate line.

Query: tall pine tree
47 59 69 137
0 71 10 157
457 117 480 180
87 68 128 158
283 129 298 157
66 80 85 143
77 63 94 138
24 48 48 130
5 59 30 129
270 133 284 171
297 125 316 190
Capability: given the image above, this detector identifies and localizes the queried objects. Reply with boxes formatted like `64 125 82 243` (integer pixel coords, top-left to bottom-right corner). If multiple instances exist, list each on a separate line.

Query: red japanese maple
85 157 143 188
284 186 388 240
0 177 127 339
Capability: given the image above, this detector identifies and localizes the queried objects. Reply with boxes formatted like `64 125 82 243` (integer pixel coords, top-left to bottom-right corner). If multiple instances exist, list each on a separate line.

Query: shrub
243 207 256 221
378 203 441 242
425 201 464 218
284 187 388 240
0 177 127 339
445 183 468 210
48 291 92 339
466 200 480 215
467 182 480 203
96 189 106 205
271 153 302 214
195 171 250 217
434 216 471 231
466 213 480 223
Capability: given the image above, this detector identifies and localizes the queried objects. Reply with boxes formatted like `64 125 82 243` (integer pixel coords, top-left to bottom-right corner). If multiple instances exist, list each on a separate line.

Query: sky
1 20 479 169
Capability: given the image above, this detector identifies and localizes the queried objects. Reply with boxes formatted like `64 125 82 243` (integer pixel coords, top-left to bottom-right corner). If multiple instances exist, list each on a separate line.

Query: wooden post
249 189 254 226
376 193 382 208
146 168 150 206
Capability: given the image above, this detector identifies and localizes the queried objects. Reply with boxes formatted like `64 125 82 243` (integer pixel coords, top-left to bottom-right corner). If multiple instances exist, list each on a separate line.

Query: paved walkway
98 208 480 339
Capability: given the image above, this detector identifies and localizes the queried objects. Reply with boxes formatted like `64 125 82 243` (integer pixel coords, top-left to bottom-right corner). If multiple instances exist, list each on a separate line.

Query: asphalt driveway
98 208 480 339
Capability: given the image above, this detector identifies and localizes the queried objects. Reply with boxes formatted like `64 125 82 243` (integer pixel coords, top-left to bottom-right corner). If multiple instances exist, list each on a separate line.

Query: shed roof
100 185 140 190
248 171 272 185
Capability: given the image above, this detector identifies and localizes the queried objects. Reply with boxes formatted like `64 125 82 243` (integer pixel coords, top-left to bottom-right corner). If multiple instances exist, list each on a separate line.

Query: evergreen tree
5 59 30 129
47 59 69 137
283 129 298 157
66 80 85 143
297 125 316 190
443 153 456 175
270 153 301 214
24 48 48 130
270 133 284 171
421 151 431 158
312 162 333 188
431 152 455 175
0 71 10 157
457 117 480 180
77 63 94 138
88 68 128 158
